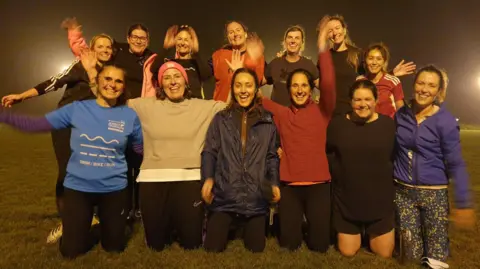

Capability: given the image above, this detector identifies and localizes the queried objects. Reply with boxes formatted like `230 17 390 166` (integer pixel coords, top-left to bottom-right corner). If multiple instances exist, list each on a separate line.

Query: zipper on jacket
241 111 247 172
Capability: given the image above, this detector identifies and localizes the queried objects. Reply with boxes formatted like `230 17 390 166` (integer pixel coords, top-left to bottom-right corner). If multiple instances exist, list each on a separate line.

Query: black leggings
278 182 331 252
139 181 204 251
204 212 266 253
125 148 142 215
51 128 71 199
60 188 127 259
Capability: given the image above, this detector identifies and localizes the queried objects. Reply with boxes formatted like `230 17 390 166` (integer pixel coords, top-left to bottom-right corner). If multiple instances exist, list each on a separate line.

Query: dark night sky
1 0 479 123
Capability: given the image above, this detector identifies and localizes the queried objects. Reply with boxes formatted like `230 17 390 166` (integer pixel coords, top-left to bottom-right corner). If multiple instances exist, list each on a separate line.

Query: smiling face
233 72 256 107
284 30 303 55
351 87 377 120
127 29 149 55
92 37 113 62
161 68 186 101
175 30 192 55
327 19 346 45
289 72 312 106
226 22 247 47
365 49 386 75
97 66 125 101
414 71 442 107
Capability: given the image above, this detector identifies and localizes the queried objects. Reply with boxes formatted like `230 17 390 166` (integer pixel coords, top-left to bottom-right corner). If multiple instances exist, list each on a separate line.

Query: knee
280 231 302 251
204 244 226 253
146 243 167 252
245 240 265 253
280 239 302 251
338 245 359 257
180 241 202 250
102 242 126 253
373 248 393 258
307 235 330 253
308 243 329 253
59 244 84 259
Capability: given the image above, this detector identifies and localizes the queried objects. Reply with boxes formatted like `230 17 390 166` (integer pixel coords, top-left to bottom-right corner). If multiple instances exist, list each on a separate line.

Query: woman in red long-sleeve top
261 17 335 252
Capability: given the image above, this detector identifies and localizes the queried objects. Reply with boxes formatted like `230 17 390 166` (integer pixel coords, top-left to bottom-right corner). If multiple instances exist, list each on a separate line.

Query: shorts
333 209 394 236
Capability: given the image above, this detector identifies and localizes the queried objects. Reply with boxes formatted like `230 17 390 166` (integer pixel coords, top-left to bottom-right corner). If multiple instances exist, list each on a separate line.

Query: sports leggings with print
395 183 449 262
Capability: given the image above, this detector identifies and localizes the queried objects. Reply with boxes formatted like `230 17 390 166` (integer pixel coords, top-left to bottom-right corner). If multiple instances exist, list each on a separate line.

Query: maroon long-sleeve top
262 51 336 183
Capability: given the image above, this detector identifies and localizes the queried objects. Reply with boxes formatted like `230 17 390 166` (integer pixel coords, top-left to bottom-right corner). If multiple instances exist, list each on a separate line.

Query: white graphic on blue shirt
45 100 143 193
108 120 125 133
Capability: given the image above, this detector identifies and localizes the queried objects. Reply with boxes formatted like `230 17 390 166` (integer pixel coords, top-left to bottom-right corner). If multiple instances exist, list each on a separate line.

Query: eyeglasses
130 35 148 43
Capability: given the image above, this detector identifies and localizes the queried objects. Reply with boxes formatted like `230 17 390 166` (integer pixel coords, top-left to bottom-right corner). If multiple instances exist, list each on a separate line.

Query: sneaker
46 223 63 244
46 216 100 244
421 257 449 269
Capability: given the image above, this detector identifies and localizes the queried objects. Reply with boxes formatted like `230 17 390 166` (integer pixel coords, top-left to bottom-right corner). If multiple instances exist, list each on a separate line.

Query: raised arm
317 16 336 118
2 60 81 107
261 97 287 117
0 103 74 132
61 17 88 58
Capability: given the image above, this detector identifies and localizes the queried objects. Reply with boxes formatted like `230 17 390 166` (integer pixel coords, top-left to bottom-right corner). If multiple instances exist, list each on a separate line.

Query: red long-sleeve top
262 51 336 183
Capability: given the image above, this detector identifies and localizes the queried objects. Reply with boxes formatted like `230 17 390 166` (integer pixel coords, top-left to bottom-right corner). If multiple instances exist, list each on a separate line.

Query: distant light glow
456 118 459 122
59 65 70 72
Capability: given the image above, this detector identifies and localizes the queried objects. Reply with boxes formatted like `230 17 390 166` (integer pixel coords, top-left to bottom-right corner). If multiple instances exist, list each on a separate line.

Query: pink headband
157 61 189 84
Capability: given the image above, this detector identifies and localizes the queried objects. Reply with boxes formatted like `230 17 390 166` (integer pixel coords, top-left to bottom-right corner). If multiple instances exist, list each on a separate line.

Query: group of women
0 14 475 269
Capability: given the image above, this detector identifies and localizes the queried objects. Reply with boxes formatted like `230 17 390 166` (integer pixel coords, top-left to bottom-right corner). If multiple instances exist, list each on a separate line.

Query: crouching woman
201 68 281 253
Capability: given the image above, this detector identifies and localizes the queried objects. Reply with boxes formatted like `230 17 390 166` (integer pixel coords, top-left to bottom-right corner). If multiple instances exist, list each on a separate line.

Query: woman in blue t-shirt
0 64 143 259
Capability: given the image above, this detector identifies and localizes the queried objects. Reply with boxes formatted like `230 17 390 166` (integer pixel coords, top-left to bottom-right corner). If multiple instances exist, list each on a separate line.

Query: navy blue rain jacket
201 105 280 217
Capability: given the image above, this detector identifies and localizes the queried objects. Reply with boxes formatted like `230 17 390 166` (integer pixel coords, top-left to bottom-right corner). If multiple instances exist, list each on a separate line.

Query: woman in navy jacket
394 65 475 268
201 68 280 253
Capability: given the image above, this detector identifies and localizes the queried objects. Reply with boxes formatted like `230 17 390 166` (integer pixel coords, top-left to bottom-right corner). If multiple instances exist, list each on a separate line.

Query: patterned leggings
394 184 449 262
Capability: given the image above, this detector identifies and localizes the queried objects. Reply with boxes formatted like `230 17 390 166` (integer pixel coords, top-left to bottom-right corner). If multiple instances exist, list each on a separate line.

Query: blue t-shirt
45 100 143 193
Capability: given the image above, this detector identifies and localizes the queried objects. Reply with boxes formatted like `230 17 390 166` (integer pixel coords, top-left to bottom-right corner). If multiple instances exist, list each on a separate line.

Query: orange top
211 48 265 102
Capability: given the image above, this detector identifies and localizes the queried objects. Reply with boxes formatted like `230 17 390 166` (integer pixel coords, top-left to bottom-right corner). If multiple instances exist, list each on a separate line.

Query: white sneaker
421 257 449 269
46 223 63 244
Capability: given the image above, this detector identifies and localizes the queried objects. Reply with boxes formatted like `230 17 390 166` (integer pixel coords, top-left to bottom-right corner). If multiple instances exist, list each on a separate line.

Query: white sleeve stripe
384 74 401 85
44 59 80 93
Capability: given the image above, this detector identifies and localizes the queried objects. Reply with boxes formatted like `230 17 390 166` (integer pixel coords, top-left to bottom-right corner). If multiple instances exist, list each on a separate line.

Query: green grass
0 127 479 268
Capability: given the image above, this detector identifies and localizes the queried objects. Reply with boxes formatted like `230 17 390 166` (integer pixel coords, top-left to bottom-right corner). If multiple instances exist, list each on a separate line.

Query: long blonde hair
327 15 361 70
163 25 199 54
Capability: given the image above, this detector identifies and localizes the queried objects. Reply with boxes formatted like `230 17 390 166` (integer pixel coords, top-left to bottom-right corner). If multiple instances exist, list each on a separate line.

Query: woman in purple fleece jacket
393 65 475 268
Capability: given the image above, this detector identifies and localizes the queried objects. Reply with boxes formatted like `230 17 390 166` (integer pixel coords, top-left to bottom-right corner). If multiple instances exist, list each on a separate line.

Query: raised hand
80 50 98 72
201 178 215 204
317 15 331 53
393 60 416 77
60 17 81 30
246 33 265 62
225 50 245 72
1 94 23 108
